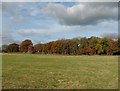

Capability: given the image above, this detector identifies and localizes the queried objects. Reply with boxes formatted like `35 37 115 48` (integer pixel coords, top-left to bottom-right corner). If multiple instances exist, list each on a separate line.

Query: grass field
2 54 118 89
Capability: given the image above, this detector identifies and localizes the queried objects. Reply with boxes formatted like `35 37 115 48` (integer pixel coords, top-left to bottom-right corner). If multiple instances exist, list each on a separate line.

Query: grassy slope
2 54 118 89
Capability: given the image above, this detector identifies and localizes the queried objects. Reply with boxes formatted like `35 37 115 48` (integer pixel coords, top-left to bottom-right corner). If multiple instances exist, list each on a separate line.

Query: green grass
2 54 118 89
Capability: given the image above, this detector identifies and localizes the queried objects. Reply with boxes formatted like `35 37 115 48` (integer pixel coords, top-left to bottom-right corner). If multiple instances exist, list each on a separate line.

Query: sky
2 2 118 45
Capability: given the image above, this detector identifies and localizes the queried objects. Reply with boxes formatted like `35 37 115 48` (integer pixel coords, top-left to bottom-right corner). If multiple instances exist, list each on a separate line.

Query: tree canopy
2 37 120 55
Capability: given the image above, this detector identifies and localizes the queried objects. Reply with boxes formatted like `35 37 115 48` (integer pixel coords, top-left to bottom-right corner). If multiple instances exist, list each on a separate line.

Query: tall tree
19 39 33 53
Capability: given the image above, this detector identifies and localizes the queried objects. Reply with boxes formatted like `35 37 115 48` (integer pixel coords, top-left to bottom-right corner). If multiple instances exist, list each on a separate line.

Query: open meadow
2 54 118 89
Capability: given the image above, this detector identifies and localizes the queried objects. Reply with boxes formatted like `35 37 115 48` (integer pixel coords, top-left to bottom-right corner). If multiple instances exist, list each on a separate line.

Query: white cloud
101 33 118 39
16 25 70 37
43 2 118 26
1 0 120 2
2 20 117 45
30 10 40 16
2 2 118 45
2 33 21 45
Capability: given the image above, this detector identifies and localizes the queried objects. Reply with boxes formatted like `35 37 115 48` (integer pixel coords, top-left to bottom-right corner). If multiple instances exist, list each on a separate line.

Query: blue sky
2 2 118 45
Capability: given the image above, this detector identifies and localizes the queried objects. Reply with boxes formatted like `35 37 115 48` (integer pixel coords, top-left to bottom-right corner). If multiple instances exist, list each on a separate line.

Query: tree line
1 36 120 55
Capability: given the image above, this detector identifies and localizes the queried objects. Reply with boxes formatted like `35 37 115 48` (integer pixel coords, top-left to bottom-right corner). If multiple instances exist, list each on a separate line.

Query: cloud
2 2 118 45
43 2 118 26
101 33 118 39
1 0 120 2
16 24 70 37
2 19 117 45
43 34 52 39
30 10 40 16
2 34 21 45
2 2 28 25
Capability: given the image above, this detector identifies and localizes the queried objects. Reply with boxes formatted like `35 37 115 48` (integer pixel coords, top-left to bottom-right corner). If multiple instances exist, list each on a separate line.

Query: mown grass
2 54 118 89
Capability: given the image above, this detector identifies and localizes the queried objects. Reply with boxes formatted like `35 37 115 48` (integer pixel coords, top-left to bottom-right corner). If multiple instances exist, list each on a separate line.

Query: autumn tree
19 39 33 53
34 43 43 53
28 45 35 54
95 43 103 55
88 37 99 54
85 46 94 55
79 37 88 54
2 37 119 55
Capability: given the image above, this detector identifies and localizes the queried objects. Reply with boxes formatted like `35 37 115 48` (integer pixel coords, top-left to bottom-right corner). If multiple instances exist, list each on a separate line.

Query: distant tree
28 45 35 54
2 45 8 53
105 39 118 55
50 41 57 54
88 36 99 54
34 43 43 53
95 43 103 55
118 38 120 54
2 37 119 55
7 43 19 53
85 46 94 55
55 40 64 54
97 38 109 54
42 44 48 54
68 39 79 55
79 37 88 54
46 42 52 54
0 46 2 53
19 39 33 53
